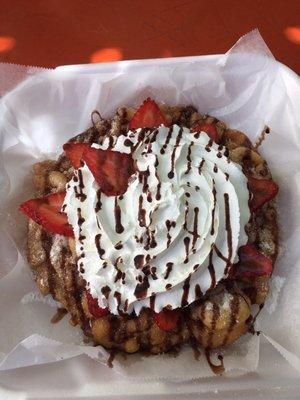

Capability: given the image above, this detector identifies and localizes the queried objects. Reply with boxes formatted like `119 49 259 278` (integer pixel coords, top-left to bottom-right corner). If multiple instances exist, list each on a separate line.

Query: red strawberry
82 147 135 196
63 142 90 169
248 177 279 212
192 122 218 142
129 98 169 129
19 191 74 237
230 244 273 279
154 309 180 331
86 291 109 318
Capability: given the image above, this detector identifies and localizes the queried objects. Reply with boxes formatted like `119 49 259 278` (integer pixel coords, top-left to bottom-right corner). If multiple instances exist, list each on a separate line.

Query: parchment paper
0 30 300 379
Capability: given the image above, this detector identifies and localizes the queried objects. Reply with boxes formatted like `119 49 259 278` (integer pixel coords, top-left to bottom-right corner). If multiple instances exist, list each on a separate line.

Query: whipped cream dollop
64 125 250 315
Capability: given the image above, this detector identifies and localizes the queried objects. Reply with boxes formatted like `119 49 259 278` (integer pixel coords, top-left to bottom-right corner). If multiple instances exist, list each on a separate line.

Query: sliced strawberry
129 98 169 129
63 142 90 169
19 191 74 237
192 122 219 142
86 291 109 318
248 177 279 212
230 244 273 279
154 309 180 331
82 147 135 196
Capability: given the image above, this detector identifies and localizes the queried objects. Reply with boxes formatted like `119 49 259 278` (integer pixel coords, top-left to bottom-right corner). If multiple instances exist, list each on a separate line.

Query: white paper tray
1 341 300 400
1 54 300 400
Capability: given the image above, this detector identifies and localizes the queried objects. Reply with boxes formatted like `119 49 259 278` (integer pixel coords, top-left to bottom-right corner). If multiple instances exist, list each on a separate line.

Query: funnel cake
21 99 278 355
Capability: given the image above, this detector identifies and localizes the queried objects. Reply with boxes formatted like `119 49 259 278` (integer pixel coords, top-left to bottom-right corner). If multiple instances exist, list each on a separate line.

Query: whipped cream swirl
64 125 250 315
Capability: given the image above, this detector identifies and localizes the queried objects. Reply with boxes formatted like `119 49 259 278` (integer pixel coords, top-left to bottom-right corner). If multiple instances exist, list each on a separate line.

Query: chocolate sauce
149 230 157 248
183 203 189 230
79 262 85 273
205 139 213 152
77 208 86 244
114 291 122 311
114 268 123 283
198 158 205 174
114 197 124 234
134 254 145 269
168 127 183 179
138 128 148 142
195 284 202 299
210 184 217 235
189 207 199 249
164 262 173 279
151 266 158 280
166 283 172 290
95 189 102 212
185 141 194 174
224 193 233 274
166 219 176 247
214 245 230 264
74 170 87 202
95 234 105 259
208 248 216 289
181 275 191 307
115 241 123 250
140 167 150 192
108 135 114 148
160 126 173 154
134 275 150 299
101 285 111 299
150 129 159 144
156 182 161 200
124 138 133 148
225 173 229 181
213 163 218 173
149 294 156 310
138 195 146 227
183 236 190 264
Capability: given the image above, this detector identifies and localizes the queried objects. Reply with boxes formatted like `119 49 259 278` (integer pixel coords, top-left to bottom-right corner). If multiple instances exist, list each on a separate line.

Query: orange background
0 0 299 73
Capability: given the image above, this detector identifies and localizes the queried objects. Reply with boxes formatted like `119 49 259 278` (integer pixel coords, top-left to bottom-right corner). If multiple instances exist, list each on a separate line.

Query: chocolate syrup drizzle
168 127 183 179
72 124 240 317
224 193 233 274
74 170 87 202
114 197 124 234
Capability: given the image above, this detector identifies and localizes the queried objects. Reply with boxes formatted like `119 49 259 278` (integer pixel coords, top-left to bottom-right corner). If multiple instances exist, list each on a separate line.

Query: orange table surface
0 0 299 73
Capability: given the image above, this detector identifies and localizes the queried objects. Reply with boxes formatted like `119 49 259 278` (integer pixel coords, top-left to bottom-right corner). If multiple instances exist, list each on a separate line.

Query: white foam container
0 55 299 400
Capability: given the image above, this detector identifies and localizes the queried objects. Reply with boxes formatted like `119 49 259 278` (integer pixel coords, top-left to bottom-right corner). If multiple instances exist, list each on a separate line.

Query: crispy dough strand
254 126 270 149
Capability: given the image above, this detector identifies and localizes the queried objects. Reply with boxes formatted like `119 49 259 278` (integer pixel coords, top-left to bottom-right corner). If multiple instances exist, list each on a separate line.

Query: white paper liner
0 30 300 379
